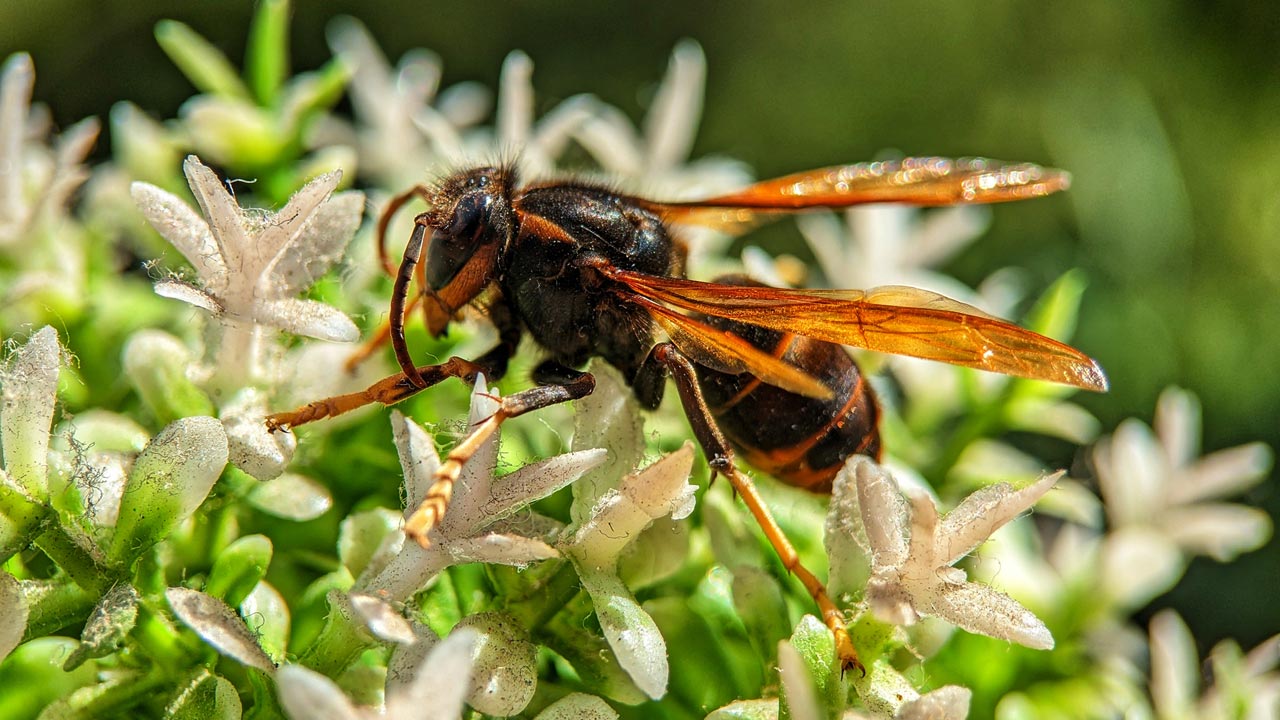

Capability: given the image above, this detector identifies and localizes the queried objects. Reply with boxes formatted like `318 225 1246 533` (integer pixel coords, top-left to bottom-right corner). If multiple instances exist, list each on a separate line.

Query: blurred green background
4 0 1276 647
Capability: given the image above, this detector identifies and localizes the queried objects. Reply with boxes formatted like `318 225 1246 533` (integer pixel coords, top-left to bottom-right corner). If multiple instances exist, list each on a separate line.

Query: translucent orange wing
605 268 1108 392
649 157 1069 235
633 294 833 400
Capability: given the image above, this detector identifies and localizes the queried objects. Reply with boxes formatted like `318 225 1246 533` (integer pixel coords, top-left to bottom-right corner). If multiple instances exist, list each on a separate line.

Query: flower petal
385 626 480 720
166 587 276 672
446 533 558 566
496 51 533 149
1171 442 1272 505
477 448 607 531
267 190 364 296
1154 386 1200 469
154 279 224 314
248 472 333 521
921 580 1054 650
853 457 910 570
533 693 619 720
938 472 1060 566
897 685 973 720
578 569 668 700
570 364 645 527
131 182 227 281
221 388 295 480
457 612 538 716
1100 527 1183 609
277 664 360 720
1 325 61 498
182 156 250 280
0 53 35 223
824 457 872 598
777 639 821 720
643 40 704 171
1163 503 1272 561
350 593 416 645
253 170 342 274
253 298 359 342
1149 609 1198 716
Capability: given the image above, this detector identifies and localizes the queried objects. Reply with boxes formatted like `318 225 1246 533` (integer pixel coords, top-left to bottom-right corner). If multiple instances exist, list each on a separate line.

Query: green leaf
205 534 273 608
154 20 251 101
0 637 100 719
165 670 242 720
109 417 228 566
245 0 290 105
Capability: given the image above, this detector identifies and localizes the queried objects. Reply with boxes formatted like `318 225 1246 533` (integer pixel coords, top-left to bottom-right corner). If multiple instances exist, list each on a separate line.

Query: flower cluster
0 8 1273 720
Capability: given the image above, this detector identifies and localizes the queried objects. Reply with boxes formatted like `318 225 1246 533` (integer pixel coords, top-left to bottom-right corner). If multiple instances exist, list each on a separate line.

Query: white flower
1095 387 1272 607
131 155 363 390
277 626 480 720
0 52 98 248
847 456 1057 650
562 441 697 701
1149 609 1280 720
357 378 607 601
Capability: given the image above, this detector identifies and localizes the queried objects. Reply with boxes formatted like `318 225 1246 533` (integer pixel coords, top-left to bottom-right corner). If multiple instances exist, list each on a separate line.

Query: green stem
0 493 49 562
20 579 97 640
133 605 196 673
35 523 116 596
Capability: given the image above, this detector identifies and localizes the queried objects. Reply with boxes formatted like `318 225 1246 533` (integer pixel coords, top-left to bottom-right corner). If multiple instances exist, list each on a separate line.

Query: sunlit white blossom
848 456 1057 650
1095 387 1272 607
357 378 607 600
131 155 363 390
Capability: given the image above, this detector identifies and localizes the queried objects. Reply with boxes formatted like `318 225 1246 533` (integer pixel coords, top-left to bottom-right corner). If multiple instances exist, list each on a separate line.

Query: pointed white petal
0 571 26 662
350 593 416 645
644 40 704 170
391 410 441 514
777 639 821 720
1096 419 1166 526
0 53 34 221
468 448 606 531
897 685 973 720
268 190 364 296
922 580 1054 650
497 51 533 149
1154 386 1200 468
254 170 342 273
131 183 227 281
1101 528 1184 608
854 457 910 569
1163 504 1272 561
254 298 359 342
386 627 479 720
248 472 332 521
447 533 558 566
1171 442 1272 505
938 472 1060 566
824 457 872 597
277 665 360 720
182 156 250 277
154 279 224 314
166 587 276 672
